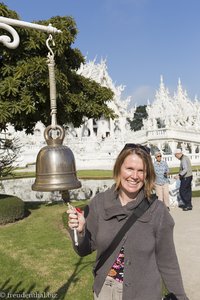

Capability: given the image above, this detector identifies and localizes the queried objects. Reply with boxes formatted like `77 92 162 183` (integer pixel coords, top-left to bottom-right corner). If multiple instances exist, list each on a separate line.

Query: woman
67 144 189 300
153 151 170 209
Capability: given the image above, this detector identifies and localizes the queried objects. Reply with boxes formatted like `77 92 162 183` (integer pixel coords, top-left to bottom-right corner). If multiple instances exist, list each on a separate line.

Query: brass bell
32 125 81 192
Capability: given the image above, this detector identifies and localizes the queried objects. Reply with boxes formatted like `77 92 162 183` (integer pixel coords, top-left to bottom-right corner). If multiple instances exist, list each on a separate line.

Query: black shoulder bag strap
94 194 157 275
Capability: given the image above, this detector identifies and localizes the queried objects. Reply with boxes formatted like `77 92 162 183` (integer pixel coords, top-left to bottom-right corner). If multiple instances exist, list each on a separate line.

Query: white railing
147 128 200 143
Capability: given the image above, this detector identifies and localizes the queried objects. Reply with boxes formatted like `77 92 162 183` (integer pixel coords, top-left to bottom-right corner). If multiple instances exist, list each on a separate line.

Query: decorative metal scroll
0 22 20 49
0 16 61 50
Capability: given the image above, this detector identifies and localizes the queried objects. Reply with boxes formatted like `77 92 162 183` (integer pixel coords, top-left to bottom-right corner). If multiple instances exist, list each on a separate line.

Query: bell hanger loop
46 33 55 60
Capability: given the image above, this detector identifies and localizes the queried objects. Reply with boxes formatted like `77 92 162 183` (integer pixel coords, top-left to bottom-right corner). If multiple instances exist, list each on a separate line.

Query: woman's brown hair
113 144 156 199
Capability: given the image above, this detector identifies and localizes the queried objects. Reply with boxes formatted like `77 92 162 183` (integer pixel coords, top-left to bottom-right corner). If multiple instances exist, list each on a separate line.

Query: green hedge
0 194 25 225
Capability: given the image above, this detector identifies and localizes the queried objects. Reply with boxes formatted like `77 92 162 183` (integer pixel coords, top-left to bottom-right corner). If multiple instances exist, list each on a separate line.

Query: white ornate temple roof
143 76 200 130
77 58 136 118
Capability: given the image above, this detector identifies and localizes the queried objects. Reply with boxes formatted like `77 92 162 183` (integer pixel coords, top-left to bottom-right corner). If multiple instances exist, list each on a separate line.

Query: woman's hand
67 204 86 234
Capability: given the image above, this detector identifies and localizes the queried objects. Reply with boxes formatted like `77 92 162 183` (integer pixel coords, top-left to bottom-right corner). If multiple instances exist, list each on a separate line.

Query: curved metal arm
0 22 20 49
0 16 61 49
0 16 61 34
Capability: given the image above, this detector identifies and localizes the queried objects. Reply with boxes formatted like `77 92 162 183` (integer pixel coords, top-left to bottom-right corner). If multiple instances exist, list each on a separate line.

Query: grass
2 165 200 180
77 169 112 178
1 169 113 180
192 190 200 197
0 201 95 300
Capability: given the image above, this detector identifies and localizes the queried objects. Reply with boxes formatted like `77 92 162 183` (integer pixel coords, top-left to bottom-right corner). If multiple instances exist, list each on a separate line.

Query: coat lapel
102 185 155 223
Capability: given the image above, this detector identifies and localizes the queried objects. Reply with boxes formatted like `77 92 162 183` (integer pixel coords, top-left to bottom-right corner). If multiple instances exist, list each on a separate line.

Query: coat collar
103 185 154 222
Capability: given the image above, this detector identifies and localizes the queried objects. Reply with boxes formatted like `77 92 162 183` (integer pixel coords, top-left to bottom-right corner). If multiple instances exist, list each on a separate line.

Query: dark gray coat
69 185 189 300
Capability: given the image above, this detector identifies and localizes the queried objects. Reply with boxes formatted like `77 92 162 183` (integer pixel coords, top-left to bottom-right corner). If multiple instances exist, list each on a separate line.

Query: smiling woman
117 151 146 206
113 143 154 201
66 143 189 300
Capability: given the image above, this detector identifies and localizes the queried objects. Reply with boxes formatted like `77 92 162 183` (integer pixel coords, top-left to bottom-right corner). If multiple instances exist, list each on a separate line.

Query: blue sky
2 0 200 107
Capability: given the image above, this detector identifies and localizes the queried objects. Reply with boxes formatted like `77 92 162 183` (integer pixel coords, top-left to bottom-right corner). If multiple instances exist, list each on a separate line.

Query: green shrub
0 194 25 225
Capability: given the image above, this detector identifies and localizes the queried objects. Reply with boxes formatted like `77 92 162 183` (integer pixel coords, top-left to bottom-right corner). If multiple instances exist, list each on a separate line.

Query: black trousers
179 176 193 207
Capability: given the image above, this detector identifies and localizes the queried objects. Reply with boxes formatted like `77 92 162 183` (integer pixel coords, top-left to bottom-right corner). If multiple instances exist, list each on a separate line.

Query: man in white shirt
174 149 193 211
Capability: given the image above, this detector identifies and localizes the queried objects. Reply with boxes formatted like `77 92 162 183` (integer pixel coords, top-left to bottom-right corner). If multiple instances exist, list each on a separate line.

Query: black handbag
94 194 157 275
163 293 178 300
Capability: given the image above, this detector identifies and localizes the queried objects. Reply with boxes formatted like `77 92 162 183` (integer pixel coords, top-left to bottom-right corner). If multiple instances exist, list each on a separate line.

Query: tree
0 3 115 134
0 131 21 177
128 105 148 131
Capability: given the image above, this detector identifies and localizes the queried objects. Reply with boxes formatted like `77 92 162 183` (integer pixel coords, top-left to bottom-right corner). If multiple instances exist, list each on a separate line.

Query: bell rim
32 181 82 192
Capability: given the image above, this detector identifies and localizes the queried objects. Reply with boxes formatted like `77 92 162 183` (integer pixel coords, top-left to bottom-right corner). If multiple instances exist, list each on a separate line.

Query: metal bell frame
0 16 81 192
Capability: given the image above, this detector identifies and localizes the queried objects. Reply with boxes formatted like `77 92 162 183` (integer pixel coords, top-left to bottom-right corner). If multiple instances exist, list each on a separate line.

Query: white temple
142 76 200 157
144 76 200 131
2 59 200 170
69 58 136 140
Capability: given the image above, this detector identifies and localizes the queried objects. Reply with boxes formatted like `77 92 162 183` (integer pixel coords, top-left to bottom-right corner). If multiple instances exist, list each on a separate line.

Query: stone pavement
170 197 200 300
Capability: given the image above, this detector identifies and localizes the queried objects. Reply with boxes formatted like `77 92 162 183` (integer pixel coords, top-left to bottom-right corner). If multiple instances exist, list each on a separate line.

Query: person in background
174 148 193 211
153 151 170 210
67 143 189 300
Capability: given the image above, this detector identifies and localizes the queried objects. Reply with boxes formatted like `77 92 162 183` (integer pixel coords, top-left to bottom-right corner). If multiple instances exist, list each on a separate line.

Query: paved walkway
170 197 200 300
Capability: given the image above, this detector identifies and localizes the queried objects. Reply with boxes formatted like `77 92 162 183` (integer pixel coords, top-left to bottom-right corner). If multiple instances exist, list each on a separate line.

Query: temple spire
155 75 170 102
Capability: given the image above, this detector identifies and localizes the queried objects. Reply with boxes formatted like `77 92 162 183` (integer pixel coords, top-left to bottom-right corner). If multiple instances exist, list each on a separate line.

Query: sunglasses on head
122 143 151 154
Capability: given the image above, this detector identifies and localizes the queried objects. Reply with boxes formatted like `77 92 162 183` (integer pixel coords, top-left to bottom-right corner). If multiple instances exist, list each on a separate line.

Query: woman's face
119 153 146 198
156 154 162 161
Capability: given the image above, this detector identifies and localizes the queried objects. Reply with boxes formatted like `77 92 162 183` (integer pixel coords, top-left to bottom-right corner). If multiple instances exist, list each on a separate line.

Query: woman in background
153 151 170 209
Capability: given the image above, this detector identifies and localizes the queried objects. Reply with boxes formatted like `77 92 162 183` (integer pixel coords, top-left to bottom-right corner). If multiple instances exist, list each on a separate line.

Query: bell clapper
67 203 79 246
